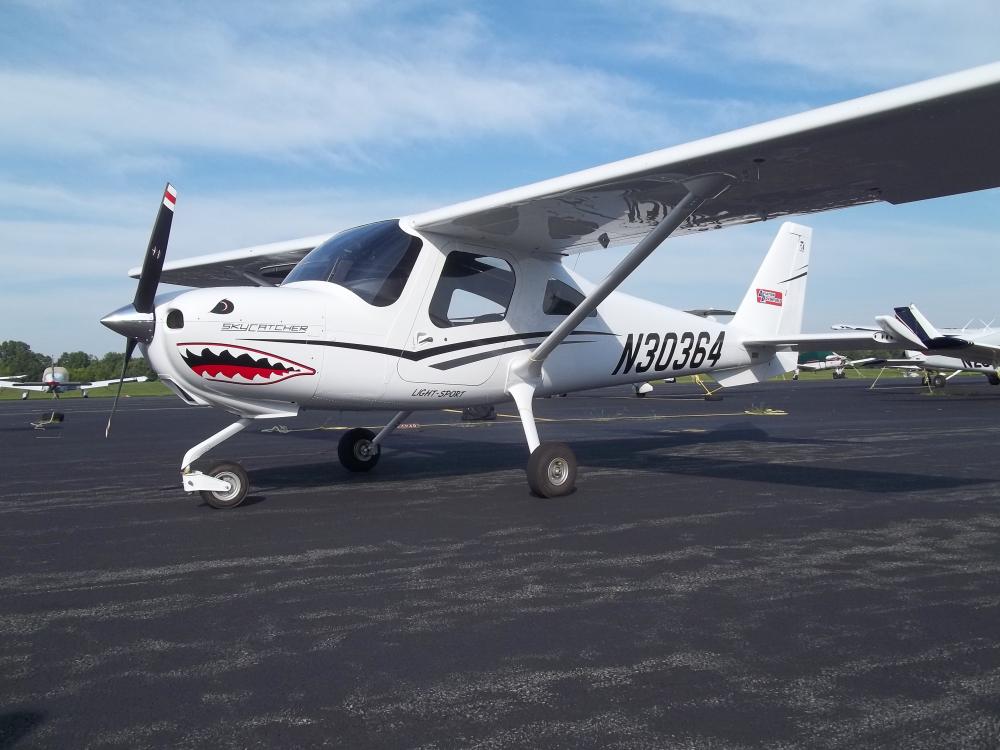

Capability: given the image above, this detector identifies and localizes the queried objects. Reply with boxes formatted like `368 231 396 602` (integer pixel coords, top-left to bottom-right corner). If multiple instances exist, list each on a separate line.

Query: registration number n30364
612 331 725 375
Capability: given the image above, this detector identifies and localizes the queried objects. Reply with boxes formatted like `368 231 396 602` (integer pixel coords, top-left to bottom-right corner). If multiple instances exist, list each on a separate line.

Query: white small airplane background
837 303 1000 388
99 63 1000 508
865 350 1000 389
794 352 879 380
0 366 147 399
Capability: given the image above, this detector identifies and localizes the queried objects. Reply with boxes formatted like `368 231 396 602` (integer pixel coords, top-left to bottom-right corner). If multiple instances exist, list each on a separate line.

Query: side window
543 278 596 317
428 251 515 327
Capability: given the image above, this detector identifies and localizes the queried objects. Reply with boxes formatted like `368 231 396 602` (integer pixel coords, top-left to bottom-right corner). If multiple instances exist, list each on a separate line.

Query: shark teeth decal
177 343 315 385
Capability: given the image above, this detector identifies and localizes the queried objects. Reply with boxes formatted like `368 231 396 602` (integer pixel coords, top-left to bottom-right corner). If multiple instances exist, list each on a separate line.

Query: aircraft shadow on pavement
246 426 988 497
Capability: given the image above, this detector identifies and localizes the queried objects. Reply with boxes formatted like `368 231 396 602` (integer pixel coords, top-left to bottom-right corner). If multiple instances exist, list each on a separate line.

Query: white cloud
627 0 1000 87
0 5 672 168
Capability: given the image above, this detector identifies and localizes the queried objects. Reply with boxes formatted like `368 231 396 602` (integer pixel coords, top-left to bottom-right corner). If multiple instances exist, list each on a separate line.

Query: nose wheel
338 428 381 472
198 461 249 509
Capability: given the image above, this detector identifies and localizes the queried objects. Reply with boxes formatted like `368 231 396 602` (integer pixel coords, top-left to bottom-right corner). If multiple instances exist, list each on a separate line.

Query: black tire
527 442 577 498
199 461 249 509
987 373 1000 386
82 391 89 398
338 428 380 472
931 374 947 389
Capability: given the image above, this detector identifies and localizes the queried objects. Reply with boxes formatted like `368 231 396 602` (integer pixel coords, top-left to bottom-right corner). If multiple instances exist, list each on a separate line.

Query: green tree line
0 341 156 382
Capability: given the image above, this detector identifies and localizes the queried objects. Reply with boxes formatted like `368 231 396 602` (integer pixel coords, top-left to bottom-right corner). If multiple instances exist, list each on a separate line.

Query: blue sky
1 0 999 356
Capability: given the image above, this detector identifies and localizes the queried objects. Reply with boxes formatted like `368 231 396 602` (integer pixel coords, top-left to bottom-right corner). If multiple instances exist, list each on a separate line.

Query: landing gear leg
181 418 253 509
509 381 577 498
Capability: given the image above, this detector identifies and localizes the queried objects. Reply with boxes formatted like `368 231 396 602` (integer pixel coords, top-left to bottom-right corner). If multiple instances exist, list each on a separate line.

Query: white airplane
839 304 1000 388
795 351 879 379
100 64 1000 508
866 350 1000 388
0 366 148 399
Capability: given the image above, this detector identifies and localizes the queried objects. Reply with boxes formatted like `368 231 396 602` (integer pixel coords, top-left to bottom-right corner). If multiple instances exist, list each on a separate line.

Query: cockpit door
397 248 518 387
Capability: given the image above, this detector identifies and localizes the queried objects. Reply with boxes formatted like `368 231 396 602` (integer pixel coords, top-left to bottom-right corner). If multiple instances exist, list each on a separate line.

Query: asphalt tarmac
2 378 1000 749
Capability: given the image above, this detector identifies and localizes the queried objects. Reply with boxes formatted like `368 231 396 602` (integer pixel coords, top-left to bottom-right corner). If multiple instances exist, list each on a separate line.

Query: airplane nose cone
101 304 155 343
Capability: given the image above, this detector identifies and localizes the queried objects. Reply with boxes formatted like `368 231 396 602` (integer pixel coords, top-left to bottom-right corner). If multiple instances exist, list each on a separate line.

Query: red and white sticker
162 184 177 211
756 288 783 306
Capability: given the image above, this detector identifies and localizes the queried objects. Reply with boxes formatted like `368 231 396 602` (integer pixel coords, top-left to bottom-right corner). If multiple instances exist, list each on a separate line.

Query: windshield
282 220 422 306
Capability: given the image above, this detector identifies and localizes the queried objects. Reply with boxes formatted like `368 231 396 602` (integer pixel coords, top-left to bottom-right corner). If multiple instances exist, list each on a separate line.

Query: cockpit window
282 220 422 307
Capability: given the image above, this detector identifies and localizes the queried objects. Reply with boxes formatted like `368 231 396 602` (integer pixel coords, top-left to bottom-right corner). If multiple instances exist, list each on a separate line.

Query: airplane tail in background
730 222 811 338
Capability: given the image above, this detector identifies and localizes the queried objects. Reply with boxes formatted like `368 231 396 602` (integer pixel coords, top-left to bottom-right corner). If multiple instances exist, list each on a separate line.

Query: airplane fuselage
145 232 759 418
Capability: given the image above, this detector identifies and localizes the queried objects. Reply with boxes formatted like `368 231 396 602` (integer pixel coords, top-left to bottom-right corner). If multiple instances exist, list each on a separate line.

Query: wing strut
507 172 732 456
527 173 732 366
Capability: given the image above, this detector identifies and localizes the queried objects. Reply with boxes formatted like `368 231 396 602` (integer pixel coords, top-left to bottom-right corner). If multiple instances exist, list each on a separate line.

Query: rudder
730 222 811 337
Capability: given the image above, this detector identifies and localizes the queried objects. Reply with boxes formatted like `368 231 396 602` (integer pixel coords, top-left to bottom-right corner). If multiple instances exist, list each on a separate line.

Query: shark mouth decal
177 343 315 385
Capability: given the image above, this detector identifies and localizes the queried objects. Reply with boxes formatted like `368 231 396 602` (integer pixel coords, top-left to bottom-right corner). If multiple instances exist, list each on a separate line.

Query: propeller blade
105 338 137 439
133 183 176 313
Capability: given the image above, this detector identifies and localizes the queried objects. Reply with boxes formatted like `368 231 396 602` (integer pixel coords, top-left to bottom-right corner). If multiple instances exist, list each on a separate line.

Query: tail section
892 304 966 350
731 222 811 337
716 223 811 388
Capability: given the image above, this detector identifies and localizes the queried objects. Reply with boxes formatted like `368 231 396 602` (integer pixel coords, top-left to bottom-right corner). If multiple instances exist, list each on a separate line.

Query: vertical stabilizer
715 223 811 388
731 222 811 337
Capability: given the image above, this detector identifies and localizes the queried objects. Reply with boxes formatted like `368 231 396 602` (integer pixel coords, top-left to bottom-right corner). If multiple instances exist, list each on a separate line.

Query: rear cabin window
428 252 515 327
542 278 596 317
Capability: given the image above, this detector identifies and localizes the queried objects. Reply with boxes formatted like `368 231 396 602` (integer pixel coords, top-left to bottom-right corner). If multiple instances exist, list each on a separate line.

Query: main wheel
527 442 577 498
199 461 249 509
931 374 947 389
987 373 1000 386
338 428 380 472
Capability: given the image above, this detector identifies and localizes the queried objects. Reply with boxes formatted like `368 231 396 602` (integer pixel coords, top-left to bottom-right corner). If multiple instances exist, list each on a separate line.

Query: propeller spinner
101 183 176 436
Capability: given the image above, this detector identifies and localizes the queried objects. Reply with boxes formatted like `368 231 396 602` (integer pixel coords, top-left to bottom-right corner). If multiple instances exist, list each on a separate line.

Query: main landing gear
509 380 578 498
337 411 411 473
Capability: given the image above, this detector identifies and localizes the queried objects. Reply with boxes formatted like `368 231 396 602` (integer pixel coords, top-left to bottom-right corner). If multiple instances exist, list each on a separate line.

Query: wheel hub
212 471 239 501
547 458 569 486
355 441 375 461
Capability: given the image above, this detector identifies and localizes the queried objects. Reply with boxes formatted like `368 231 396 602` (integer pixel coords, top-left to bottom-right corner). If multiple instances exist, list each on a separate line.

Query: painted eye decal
211 299 234 314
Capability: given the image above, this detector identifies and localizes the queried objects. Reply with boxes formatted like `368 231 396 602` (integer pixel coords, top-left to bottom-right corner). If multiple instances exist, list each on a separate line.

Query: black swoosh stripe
778 270 808 284
249 330 614 362
431 340 590 370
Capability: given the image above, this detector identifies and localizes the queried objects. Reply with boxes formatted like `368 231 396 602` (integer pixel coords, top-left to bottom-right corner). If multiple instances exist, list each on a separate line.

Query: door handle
415 332 434 345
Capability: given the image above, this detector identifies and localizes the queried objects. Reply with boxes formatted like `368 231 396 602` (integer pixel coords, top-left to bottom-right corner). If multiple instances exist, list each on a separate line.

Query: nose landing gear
197 462 249 509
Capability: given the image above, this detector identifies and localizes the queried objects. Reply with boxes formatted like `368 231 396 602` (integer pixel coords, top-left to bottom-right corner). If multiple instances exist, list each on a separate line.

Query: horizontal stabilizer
715 351 799 387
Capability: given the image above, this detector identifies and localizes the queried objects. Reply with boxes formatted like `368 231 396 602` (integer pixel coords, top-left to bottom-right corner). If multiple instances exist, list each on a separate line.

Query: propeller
102 183 176 437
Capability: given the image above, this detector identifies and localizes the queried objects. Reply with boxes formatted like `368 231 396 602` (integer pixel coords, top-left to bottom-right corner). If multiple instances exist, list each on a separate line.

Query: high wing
80 376 150 391
138 63 1000 288
129 235 332 288
406 63 1000 253
0 381 50 392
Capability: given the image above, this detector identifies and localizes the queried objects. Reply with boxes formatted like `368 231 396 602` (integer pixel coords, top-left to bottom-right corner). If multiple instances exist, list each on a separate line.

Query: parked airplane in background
100 64 1000 508
866 350 1000 389
0 366 147 399
839 304 1000 388
795 351 878 379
